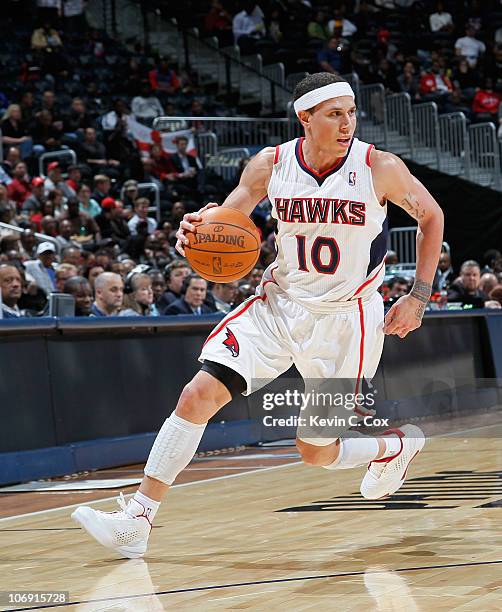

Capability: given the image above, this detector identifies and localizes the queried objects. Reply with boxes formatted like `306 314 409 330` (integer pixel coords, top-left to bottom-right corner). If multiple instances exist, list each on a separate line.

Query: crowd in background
0 0 501 319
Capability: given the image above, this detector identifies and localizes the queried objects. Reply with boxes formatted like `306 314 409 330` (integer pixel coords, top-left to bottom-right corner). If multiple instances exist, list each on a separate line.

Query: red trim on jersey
366 144 374 168
355 298 365 396
352 259 385 298
298 137 344 177
202 268 278 348
274 145 280 164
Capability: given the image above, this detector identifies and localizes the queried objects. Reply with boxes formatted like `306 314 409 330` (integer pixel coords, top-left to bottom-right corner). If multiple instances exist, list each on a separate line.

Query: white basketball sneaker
360 425 425 500
71 493 151 559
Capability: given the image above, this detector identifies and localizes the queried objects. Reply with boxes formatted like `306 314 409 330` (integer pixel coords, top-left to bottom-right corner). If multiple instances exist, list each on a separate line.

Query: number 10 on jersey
296 235 340 275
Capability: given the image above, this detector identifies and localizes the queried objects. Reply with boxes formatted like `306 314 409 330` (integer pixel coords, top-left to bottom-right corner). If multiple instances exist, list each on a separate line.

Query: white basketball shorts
199 274 385 404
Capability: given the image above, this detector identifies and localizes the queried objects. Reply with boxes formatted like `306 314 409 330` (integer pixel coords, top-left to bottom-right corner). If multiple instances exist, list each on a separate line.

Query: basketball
184 207 261 282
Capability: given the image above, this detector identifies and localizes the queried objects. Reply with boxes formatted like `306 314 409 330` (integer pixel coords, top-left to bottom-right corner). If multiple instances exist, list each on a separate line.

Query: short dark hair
182 273 206 294
293 72 348 104
388 276 409 290
64 276 90 294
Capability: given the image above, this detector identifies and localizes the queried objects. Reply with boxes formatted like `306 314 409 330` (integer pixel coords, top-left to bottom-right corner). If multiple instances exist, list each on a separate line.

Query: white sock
381 433 402 459
323 434 379 470
128 491 160 523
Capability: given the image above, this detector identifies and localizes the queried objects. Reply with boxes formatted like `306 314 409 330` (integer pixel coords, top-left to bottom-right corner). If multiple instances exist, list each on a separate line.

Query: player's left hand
383 294 426 338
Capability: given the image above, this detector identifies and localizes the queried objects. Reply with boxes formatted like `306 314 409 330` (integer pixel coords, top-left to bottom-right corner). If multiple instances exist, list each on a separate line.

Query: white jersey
266 136 387 311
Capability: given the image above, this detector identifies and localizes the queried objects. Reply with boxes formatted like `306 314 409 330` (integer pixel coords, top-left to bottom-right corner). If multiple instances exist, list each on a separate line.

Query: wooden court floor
1 423 502 611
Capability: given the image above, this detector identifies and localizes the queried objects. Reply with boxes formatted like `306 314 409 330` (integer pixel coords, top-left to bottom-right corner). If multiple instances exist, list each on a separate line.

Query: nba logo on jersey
348 171 357 186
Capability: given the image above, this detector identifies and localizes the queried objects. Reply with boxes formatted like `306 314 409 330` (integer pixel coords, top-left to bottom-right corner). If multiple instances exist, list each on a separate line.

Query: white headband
294 82 355 117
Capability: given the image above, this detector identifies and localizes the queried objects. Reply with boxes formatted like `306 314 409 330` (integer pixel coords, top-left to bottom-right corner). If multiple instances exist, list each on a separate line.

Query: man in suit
168 136 204 203
164 274 216 316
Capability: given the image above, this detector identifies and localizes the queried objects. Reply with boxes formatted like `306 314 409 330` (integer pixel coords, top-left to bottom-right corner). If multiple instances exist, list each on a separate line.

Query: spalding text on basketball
193 233 246 248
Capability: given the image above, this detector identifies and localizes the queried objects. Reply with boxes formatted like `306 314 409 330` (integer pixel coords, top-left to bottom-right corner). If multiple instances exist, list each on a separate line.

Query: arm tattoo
410 278 432 321
400 192 426 222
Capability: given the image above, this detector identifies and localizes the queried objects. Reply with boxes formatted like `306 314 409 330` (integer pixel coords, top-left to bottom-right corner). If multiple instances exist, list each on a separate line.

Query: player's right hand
175 202 219 257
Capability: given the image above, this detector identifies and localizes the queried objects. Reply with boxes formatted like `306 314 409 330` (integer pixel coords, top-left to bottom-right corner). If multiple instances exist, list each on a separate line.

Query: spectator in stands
24 241 57 295
95 197 131 249
1 105 32 158
64 98 93 134
386 276 410 303
308 11 331 42
150 144 176 182
44 162 76 199
479 272 498 297
159 260 191 312
489 285 502 307
434 251 455 291
31 21 63 51
122 179 140 211
31 110 63 152
131 82 164 123
61 246 83 269
419 61 453 105
204 0 233 46
119 271 158 317
481 249 502 274
80 129 117 176
472 79 501 123
234 282 254 306
397 61 420 100
148 59 181 97
246 265 263 288
91 272 124 316
485 44 502 91
7 162 31 210
78 184 101 218
211 280 238 313
169 136 202 200
317 35 348 75
46 188 65 219
22 177 46 216
429 1 453 34
455 25 486 68
64 276 93 316
148 269 167 312
66 166 82 194
375 58 400 93
92 175 111 205
102 99 130 133
2 147 21 178
19 91 35 126
40 90 64 128
328 4 357 38
232 1 266 54
55 263 78 292
164 273 214 315
19 230 37 260
0 264 24 318
447 260 487 308
128 198 156 236
105 115 142 179
85 265 105 291
453 59 479 99
168 200 186 230
60 197 100 240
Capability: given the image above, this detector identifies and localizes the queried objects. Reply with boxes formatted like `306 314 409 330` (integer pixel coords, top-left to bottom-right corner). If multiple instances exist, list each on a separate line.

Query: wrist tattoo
410 279 432 303
410 279 431 321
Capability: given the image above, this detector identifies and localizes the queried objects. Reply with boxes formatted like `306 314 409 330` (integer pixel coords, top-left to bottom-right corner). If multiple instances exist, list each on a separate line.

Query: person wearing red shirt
472 79 502 122
6 161 32 210
148 60 180 97
419 61 452 109
149 144 177 182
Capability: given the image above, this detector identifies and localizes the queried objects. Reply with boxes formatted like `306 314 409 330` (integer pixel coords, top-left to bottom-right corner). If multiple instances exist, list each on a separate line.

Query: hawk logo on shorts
223 327 239 357
348 171 357 186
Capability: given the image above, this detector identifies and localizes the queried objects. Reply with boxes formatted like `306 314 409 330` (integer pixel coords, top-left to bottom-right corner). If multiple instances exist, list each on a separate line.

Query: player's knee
176 382 210 422
296 438 337 466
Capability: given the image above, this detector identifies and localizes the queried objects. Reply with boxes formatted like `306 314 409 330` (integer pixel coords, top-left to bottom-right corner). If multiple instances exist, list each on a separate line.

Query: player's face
306 96 356 155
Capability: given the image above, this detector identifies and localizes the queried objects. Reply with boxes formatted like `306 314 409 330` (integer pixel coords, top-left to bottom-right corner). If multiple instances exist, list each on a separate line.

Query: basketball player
72 73 444 558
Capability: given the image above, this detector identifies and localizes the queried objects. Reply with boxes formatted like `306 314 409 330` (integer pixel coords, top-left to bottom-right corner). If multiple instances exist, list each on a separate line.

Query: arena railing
206 148 251 182
468 123 502 191
411 102 440 169
358 83 387 147
385 93 414 157
437 112 469 177
0 222 59 248
196 132 218 166
39 150 78 178
119 182 161 221
153 116 292 148
388 226 417 266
